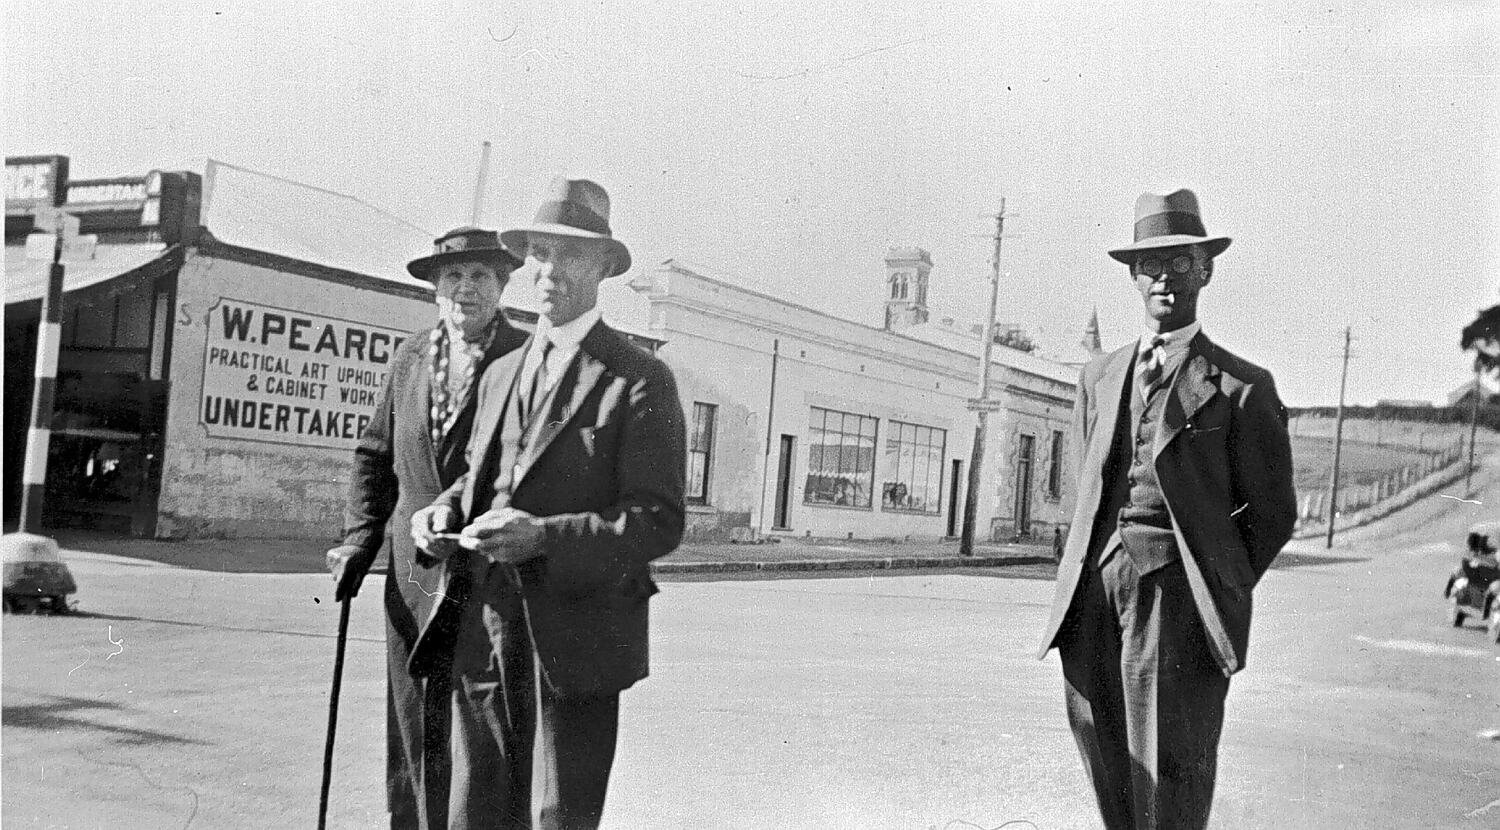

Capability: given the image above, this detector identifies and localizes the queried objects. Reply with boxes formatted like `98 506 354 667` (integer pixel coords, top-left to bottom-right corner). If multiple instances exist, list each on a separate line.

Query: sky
6 0 1496 407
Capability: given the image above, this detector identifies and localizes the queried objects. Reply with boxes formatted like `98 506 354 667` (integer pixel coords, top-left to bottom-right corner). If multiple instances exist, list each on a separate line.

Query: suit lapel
514 323 612 490
1154 333 1220 459
463 341 531 515
397 343 442 483
1084 345 1135 474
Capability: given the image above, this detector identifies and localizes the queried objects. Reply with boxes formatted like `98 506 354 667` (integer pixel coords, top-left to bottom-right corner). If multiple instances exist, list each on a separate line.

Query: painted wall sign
66 178 148 207
5 155 69 214
198 297 407 449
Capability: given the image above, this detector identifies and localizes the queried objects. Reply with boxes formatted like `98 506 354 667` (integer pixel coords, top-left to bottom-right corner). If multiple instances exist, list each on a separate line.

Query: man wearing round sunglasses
1038 189 1296 829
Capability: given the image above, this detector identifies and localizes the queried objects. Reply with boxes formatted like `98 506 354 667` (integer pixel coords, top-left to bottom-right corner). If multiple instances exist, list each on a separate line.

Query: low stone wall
681 506 753 543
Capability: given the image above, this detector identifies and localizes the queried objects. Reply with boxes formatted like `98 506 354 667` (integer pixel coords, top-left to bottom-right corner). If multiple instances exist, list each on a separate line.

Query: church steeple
883 247 931 331
1081 306 1103 355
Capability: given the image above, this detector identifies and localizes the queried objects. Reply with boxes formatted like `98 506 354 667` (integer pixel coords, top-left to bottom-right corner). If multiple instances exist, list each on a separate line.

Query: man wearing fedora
1037 189 1296 829
327 227 529 830
411 178 686 830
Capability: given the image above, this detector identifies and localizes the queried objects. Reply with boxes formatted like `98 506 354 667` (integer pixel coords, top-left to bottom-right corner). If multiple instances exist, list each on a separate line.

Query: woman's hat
406 226 522 281
501 177 632 277
1108 189 1231 263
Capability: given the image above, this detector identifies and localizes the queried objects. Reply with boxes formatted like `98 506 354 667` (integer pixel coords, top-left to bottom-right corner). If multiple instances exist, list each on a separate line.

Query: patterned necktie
1138 336 1166 398
523 340 554 427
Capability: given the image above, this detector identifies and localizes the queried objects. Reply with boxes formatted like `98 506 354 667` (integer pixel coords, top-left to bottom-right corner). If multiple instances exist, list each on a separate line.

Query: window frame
803 406 879 510
881 420 948 515
1046 429 1064 499
686 401 718 505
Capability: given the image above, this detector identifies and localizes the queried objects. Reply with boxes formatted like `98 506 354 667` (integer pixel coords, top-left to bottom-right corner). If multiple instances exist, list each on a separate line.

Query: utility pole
758 338 781 535
469 141 492 225
960 200 1006 556
18 211 74 532
1325 326 1352 549
1467 365 1481 495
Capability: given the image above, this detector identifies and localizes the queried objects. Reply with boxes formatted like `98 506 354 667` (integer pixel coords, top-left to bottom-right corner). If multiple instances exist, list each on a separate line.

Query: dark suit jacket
1038 333 1296 676
341 317 529 674
420 321 686 697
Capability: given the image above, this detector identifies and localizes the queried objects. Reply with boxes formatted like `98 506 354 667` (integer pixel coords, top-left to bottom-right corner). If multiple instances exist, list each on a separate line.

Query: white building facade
632 252 1079 544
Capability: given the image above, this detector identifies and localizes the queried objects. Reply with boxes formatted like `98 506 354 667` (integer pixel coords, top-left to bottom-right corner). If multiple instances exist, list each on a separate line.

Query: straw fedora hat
1107 189 1231 263
501 177 632 277
406 226 522 281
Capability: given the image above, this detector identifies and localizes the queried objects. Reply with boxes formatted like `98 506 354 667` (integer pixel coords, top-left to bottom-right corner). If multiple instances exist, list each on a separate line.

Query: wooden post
960 203 1006 556
1326 327 1352 548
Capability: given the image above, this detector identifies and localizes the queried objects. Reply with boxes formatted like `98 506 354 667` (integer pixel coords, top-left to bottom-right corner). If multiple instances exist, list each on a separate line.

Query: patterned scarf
428 314 500 447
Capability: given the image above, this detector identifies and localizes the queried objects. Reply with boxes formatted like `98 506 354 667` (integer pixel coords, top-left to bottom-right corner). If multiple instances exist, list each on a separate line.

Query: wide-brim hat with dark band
501 177 632 277
406 226 522 281
1107 188 1232 263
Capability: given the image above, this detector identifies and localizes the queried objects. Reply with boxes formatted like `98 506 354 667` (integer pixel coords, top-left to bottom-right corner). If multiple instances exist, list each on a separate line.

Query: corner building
631 250 1079 544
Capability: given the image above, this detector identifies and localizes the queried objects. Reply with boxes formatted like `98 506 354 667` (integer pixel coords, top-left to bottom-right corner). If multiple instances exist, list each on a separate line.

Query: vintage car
1445 521 1500 634
1 532 75 614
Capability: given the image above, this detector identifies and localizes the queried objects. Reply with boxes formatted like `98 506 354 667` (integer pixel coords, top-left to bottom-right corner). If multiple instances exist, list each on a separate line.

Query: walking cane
317 595 353 830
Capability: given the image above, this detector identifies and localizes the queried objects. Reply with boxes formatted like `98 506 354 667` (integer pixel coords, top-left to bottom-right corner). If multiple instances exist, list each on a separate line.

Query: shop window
805 406 877 508
115 291 152 349
66 291 153 351
71 301 115 348
882 421 946 514
1047 429 1064 498
687 402 717 505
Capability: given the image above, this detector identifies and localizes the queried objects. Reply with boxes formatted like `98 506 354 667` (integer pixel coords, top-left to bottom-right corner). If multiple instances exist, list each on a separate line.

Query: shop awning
201 161 432 290
4 242 177 305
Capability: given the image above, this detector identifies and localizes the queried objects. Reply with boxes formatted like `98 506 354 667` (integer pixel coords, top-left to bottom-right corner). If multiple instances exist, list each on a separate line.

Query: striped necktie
1138 336 1166 398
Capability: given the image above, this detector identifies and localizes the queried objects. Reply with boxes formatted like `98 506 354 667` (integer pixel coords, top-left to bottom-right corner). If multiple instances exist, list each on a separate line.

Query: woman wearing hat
326 227 529 830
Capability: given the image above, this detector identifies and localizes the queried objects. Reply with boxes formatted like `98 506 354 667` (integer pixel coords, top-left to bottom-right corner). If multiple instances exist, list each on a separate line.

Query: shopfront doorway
3 271 174 535
1013 433 1036 540
773 434 795 530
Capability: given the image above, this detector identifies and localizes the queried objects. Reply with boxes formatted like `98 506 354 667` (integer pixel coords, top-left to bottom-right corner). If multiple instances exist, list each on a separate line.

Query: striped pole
18 236 66 533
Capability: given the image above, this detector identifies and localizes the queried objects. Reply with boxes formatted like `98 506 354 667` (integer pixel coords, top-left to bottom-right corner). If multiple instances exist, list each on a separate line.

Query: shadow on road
659 563 1060 584
65 610 381 644
44 529 384 575
1270 552 1369 570
2 694 207 747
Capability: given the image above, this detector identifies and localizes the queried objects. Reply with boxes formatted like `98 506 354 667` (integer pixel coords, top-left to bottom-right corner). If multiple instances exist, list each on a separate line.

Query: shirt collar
538 307 601 353
1139 320 1201 355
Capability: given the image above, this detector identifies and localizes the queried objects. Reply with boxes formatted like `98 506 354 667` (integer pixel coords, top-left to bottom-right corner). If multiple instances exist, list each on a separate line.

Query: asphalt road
4 473 1499 829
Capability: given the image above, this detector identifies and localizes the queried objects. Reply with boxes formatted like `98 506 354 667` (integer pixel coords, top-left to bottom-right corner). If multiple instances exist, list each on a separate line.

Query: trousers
448 576 620 830
1059 547 1230 830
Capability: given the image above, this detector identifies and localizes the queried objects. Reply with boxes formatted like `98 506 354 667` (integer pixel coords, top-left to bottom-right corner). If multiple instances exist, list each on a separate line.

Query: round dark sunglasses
1135 255 1194 278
